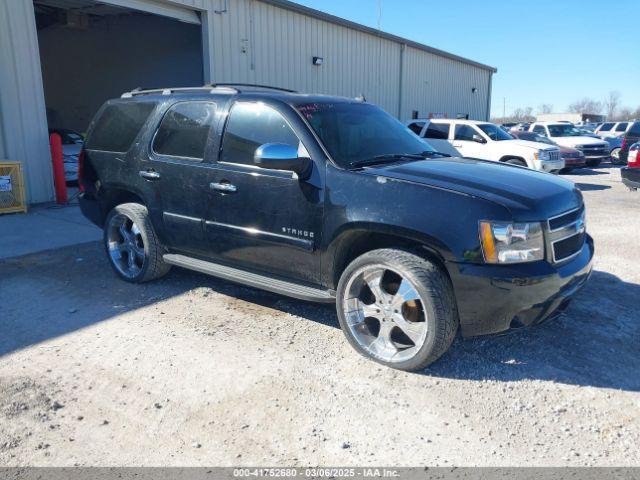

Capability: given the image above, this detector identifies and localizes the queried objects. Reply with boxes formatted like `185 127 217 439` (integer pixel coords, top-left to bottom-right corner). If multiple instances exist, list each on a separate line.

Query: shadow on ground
2 242 638 392
426 270 639 392
575 183 611 191
0 241 337 360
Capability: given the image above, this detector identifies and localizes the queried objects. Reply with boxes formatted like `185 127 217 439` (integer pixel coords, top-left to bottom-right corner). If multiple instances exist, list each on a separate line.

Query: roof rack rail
120 86 238 98
206 83 297 93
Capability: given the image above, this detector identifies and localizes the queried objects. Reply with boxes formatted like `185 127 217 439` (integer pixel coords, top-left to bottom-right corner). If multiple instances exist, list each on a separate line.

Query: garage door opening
34 0 204 182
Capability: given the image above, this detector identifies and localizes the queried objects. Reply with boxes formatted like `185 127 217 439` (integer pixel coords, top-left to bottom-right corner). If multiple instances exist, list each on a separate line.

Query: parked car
595 121 634 138
603 136 624 165
621 143 640 190
408 119 563 173
510 130 586 171
500 122 518 131
573 128 601 139
575 122 597 132
78 85 593 371
529 122 610 167
49 128 84 183
620 121 640 164
509 122 531 132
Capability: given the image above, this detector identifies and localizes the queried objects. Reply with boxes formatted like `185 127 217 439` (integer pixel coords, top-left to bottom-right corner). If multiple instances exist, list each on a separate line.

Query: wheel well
99 188 145 224
331 230 447 289
499 155 527 165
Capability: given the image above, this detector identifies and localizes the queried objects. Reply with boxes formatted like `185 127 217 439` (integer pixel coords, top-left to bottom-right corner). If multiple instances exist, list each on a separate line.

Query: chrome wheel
106 213 146 279
342 265 428 363
611 148 622 164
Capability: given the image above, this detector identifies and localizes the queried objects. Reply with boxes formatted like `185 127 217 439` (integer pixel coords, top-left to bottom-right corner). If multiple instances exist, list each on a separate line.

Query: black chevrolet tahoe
78 84 594 371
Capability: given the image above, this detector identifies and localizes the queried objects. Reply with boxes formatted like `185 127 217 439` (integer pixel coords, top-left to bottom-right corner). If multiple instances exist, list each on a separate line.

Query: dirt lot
1 165 639 467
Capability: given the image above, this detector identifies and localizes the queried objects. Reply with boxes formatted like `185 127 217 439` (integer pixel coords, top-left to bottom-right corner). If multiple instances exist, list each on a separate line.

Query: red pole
49 133 68 204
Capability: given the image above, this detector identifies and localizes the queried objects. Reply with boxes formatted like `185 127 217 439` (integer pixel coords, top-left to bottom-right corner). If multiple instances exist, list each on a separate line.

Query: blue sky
295 0 640 117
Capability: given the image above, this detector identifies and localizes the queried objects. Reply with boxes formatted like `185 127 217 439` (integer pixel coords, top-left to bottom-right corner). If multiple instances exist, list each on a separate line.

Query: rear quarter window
628 122 640 136
86 102 156 152
424 123 450 139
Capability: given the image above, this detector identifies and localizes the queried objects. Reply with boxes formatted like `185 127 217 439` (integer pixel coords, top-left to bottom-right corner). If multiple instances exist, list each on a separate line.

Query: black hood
363 157 583 221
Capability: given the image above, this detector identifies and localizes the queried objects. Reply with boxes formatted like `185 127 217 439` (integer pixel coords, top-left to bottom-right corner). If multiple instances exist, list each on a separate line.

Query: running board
163 254 336 303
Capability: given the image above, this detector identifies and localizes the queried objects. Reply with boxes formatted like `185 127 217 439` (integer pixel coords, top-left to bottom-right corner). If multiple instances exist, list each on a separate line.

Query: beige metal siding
207 0 491 120
401 46 491 121
209 0 402 115
0 0 54 203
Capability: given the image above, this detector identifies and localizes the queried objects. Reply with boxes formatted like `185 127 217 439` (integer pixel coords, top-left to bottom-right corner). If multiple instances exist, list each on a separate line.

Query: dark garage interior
34 0 204 134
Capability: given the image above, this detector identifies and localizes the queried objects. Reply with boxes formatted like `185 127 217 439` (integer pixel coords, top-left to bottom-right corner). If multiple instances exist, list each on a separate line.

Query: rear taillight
629 144 640 168
77 148 85 191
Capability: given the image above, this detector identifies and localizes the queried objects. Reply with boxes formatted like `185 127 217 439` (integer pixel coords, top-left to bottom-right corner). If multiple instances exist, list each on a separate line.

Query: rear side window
533 125 546 135
86 102 156 152
628 122 640 136
424 123 450 139
152 102 217 160
220 102 300 166
408 122 425 135
598 123 614 132
454 125 477 141
615 122 628 132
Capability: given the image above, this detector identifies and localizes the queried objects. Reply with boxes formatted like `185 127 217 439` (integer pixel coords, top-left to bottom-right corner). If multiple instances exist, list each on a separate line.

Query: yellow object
479 221 497 263
0 161 27 214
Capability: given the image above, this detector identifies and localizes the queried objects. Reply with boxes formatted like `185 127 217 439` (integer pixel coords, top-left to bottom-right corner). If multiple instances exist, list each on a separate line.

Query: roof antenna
355 93 367 102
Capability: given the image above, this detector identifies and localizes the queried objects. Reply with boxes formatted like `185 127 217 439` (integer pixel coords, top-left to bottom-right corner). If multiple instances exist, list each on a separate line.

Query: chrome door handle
210 182 237 193
139 170 161 180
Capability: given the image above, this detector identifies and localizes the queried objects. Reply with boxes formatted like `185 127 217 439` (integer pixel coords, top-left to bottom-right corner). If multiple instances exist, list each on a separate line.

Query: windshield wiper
350 151 437 169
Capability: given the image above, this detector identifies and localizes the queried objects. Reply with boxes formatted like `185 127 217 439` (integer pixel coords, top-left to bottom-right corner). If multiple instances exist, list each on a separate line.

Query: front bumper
448 234 594 337
621 167 640 190
562 156 586 167
534 159 565 173
581 153 609 165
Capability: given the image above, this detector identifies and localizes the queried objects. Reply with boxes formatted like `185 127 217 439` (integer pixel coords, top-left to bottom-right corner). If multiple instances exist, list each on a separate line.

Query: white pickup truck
529 122 610 167
407 119 564 173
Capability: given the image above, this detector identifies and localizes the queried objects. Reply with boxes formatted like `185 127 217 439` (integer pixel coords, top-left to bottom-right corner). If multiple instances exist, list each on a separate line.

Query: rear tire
103 203 171 283
336 249 458 371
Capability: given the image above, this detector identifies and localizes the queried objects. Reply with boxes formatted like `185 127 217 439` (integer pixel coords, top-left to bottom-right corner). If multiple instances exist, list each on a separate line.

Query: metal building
0 0 496 204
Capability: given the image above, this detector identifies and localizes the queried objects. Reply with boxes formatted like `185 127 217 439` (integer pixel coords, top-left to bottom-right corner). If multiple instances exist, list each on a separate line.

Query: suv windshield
296 102 436 168
477 123 513 141
548 124 583 137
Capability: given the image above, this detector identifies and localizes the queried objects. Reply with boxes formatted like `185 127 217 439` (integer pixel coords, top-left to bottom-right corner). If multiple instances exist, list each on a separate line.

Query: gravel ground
1 164 638 466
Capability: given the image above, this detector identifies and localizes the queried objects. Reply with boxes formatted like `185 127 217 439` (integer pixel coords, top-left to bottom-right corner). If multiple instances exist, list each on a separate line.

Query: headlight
533 149 550 161
479 221 544 264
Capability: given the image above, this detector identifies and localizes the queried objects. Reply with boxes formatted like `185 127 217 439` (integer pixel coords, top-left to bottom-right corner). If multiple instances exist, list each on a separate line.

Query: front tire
103 203 171 283
336 249 458 371
610 148 624 165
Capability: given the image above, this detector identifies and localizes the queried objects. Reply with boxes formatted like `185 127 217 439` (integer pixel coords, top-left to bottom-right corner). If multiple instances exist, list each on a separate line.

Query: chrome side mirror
254 143 311 178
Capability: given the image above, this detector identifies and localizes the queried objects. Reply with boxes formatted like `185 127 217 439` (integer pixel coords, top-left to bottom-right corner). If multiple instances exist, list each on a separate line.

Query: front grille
553 231 585 262
546 206 586 263
548 150 561 162
548 207 583 231
577 145 608 156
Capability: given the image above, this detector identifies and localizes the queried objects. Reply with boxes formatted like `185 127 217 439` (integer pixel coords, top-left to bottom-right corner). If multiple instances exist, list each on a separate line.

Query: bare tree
538 104 553 114
617 107 632 121
604 91 621 119
568 98 603 114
